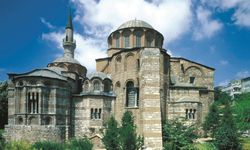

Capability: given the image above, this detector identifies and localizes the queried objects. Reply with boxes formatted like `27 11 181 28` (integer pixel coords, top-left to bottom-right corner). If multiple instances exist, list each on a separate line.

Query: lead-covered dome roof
117 19 153 30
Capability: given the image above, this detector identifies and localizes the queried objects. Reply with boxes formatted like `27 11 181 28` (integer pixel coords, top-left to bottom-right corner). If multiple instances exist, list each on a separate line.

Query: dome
53 56 80 64
117 19 153 30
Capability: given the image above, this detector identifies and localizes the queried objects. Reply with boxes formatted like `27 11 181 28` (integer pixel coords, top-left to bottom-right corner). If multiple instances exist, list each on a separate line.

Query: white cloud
72 0 193 44
218 79 229 86
219 60 228 66
193 6 222 40
202 0 250 28
40 17 55 29
235 70 250 79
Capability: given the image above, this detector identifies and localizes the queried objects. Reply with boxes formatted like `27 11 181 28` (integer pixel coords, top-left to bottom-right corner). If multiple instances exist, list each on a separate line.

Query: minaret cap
66 9 73 30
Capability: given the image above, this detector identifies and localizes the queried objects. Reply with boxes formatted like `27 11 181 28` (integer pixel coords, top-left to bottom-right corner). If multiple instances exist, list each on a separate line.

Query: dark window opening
90 108 102 119
126 81 139 107
28 92 39 114
190 77 195 84
185 109 196 119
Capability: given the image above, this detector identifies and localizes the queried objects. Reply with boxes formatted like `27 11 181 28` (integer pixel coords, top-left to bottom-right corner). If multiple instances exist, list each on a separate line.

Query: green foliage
32 140 65 150
194 142 217 150
102 116 119 150
0 129 5 150
214 90 231 106
214 101 241 150
233 93 250 132
119 111 143 150
102 112 143 150
0 81 8 129
240 138 250 150
162 118 197 150
4 140 33 150
203 104 220 138
68 138 93 150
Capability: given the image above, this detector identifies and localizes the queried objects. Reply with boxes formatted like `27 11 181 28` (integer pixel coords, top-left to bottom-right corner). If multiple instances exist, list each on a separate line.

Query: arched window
114 34 120 48
135 31 142 47
28 92 39 113
145 31 154 47
115 55 121 73
126 81 139 107
123 31 130 48
156 35 162 47
93 81 101 91
103 80 111 92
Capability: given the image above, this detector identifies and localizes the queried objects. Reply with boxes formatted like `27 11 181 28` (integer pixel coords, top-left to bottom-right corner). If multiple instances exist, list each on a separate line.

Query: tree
68 138 93 150
162 118 197 150
119 111 143 150
102 116 120 150
0 81 8 129
214 100 241 150
233 93 250 132
203 103 220 138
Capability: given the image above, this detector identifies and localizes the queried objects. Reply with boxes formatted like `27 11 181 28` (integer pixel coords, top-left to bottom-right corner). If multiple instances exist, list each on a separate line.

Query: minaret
63 10 76 58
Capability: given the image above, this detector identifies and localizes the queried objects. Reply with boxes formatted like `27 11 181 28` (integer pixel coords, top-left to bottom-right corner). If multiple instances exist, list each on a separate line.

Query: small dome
53 56 80 64
118 19 153 30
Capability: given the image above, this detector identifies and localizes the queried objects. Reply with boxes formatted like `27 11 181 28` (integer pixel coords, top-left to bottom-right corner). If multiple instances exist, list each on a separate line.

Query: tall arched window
145 31 154 47
126 81 139 107
123 31 130 48
103 79 111 92
114 33 120 48
135 31 142 47
93 81 101 91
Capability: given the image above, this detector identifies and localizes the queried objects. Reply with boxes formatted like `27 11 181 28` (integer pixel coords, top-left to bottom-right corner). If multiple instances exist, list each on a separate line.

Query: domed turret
107 19 164 56
47 11 87 77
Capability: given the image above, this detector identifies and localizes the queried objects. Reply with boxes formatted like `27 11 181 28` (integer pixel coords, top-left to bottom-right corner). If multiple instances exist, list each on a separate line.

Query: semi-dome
117 19 153 30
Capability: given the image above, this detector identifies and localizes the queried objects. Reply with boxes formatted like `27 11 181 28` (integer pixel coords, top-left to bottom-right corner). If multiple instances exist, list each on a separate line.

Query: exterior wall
5 77 71 142
107 49 141 128
96 59 110 73
169 58 214 124
4 125 66 142
170 58 214 90
139 48 164 149
73 95 114 139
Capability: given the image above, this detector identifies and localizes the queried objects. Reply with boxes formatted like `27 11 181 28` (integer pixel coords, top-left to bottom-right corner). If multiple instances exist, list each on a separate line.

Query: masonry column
140 48 163 150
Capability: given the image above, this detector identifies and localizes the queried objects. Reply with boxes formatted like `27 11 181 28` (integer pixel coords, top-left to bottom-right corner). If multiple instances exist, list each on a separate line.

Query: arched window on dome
126 81 139 107
145 31 154 47
123 31 130 48
135 30 142 47
114 33 120 48
156 34 162 48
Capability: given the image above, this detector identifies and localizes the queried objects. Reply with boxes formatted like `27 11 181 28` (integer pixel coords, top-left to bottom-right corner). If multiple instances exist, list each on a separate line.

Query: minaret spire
63 9 76 58
66 9 73 30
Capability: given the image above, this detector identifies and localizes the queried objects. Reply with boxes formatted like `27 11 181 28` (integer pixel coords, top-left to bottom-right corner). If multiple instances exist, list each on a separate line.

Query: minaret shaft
63 10 76 58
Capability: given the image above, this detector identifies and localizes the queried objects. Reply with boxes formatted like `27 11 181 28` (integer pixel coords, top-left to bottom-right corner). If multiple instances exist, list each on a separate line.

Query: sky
0 0 250 86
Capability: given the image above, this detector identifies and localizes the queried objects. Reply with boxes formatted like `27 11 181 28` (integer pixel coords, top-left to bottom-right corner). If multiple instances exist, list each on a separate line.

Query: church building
4 13 214 150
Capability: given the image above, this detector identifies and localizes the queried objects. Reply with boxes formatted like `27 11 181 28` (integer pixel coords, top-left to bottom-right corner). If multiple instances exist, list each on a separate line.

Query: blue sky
0 0 250 86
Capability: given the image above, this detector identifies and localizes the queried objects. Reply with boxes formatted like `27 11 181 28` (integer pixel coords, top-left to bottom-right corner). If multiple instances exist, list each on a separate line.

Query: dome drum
108 20 164 50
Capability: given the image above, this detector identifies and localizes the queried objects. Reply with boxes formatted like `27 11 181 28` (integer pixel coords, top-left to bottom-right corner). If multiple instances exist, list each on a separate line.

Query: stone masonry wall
4 125 66 142
140 48 163 150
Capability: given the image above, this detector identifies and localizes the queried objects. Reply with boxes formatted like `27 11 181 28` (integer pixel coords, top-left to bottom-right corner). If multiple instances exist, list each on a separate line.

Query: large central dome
117 19 154 30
